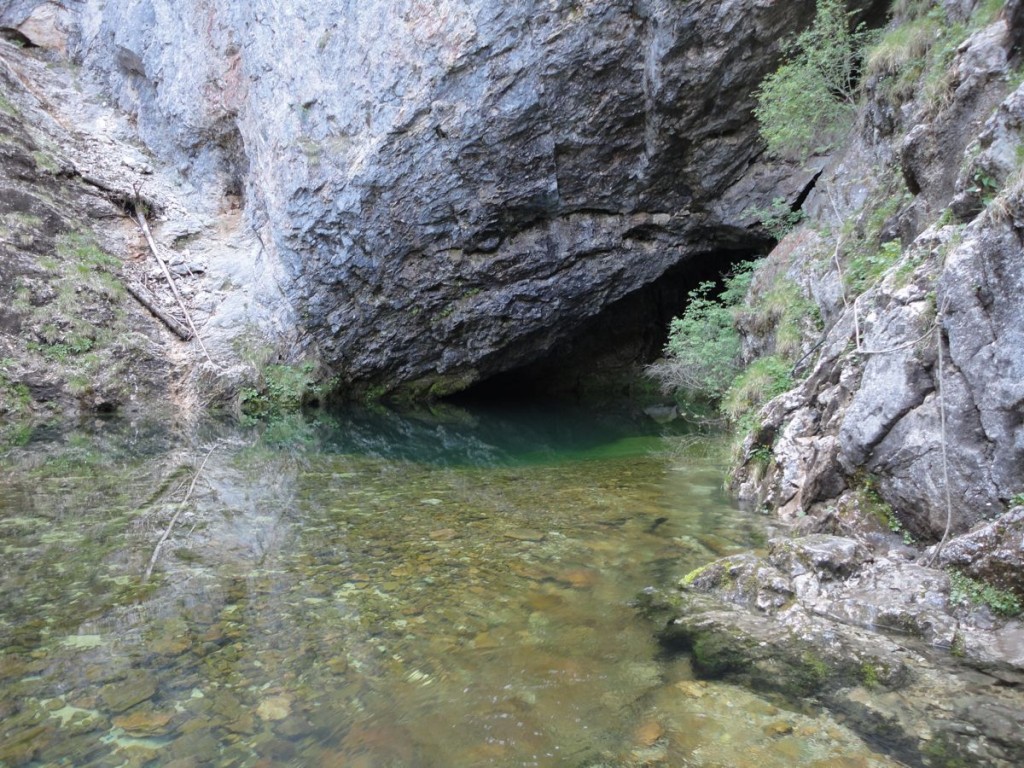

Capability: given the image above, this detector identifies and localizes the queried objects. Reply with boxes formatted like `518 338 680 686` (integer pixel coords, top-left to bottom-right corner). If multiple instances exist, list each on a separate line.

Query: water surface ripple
0 405 899 766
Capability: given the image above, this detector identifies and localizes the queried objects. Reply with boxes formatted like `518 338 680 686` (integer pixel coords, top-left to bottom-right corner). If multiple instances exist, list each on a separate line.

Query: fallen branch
143 445 217 582
825 186 861 349
131 186 213 364
927 316 954 567
124 279 192 341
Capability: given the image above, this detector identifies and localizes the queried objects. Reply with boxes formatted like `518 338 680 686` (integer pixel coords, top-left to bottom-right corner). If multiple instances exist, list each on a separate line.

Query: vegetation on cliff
651 10 1024 752
754 0 867 160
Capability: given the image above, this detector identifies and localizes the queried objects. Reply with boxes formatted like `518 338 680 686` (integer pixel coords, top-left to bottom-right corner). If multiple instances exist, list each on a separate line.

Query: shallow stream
0 404 901 766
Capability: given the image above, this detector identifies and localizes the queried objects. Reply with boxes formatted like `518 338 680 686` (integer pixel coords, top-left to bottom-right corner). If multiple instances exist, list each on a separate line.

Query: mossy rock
658 593 909 700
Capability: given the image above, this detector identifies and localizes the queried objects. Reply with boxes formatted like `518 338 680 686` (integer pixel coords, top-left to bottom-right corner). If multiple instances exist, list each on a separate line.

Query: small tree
648 264 756 402
754 0 868 160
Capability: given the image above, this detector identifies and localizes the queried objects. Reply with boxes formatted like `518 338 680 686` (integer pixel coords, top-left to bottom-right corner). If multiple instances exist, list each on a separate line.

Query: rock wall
4 0 834 398
0 47 173 432
635 6 1024 765
733 3 1024 546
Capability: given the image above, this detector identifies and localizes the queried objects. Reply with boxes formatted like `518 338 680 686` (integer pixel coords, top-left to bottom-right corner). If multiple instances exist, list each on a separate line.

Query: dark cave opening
452 247 764 403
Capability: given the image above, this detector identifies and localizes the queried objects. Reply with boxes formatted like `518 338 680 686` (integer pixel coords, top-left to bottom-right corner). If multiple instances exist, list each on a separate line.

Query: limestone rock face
50 0 820 395
0 56 172 427
659 536 1024 767
734 15 1024 542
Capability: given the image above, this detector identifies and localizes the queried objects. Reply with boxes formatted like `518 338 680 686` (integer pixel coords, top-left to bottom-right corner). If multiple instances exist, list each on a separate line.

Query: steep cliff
654 3 1024 764
1 0 834 409
0 45 173 436
732 0 1024 552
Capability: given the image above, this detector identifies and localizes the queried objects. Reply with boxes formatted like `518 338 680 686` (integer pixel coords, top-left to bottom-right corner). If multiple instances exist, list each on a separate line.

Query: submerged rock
99 671 158 713
655 535 1024 767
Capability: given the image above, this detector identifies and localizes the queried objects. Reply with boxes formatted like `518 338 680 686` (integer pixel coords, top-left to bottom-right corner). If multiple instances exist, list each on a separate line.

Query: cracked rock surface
6 0 829 396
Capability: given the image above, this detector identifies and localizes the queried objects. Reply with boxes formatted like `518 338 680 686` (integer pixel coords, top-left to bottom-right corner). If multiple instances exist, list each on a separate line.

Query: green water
0 404 899 767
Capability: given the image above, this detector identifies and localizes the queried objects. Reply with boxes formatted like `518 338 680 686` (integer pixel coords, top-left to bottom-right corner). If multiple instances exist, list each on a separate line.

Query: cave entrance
452 248 761 403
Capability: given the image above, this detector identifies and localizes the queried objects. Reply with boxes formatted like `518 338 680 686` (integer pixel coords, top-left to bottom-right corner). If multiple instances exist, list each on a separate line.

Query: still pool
0 404 900 766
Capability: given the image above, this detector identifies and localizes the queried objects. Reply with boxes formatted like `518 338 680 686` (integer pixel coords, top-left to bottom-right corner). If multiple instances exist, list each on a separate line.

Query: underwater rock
656 535 1024 767
99 671 158 713
111 708 175 737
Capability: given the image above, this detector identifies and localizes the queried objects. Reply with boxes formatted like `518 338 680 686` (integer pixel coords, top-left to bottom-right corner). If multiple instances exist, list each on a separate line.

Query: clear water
0 404 899 767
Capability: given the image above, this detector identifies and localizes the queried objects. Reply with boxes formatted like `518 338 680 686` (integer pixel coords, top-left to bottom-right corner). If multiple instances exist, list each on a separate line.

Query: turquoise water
0 405 898 766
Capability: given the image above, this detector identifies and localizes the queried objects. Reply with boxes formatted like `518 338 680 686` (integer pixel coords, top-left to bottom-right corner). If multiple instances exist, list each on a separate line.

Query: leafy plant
970 169 1000 205
846 239 903 295
240 361 318 417
736 273 821 363
948 570 1022 617
833 173 913 299
649 263 757 402
754 0 868 160
864 11 941 104
852 472 915 544
750 444 774 470
0 372 33 447
723 355 793 427
749 197 805 240
57 232 121 271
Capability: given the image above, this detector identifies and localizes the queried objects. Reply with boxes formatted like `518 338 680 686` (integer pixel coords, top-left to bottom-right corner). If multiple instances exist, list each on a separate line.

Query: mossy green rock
100 671 157 713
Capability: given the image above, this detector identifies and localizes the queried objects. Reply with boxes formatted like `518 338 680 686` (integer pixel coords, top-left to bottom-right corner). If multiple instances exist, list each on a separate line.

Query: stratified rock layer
50 0 824 395
652 536 1024 768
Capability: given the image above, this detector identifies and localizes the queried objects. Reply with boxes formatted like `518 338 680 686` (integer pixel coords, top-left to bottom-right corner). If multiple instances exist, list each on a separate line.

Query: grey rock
938 224 1024 505
938 507 1024 598
900 19 1011 206
55 0 823 395
736 13 1024 542
767 534 869 581
0 55 173 425
952 82 1024 220
660 538 1024 767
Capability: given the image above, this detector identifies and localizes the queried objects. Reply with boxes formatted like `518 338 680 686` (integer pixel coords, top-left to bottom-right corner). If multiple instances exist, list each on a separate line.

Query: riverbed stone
168 730 221 762
255 694 291 722
503 528 546 542
112 708 175 737
99 671 158 713
0 723 49 766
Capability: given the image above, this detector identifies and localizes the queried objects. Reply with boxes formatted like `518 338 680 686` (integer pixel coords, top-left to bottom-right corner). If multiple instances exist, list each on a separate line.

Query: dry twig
123 279 192 341
132 184 213 363
142 445 217 582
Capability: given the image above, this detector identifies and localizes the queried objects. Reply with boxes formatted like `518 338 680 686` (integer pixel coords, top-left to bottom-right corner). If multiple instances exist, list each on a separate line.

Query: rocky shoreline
642 526 1024 766
643 3 1024 763
2 1 1023 764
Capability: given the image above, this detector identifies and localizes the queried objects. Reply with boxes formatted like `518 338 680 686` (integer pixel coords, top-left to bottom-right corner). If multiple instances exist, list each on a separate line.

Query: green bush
754 0 868 160
735 273 821 363
749 197 805 241
650 263 756 402
240 361 318 417
948 570 1022 617
723 355 793 427
864 12 941 104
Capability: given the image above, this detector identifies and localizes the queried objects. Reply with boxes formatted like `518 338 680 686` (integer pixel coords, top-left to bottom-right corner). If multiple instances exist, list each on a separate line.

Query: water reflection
0 405 896 766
